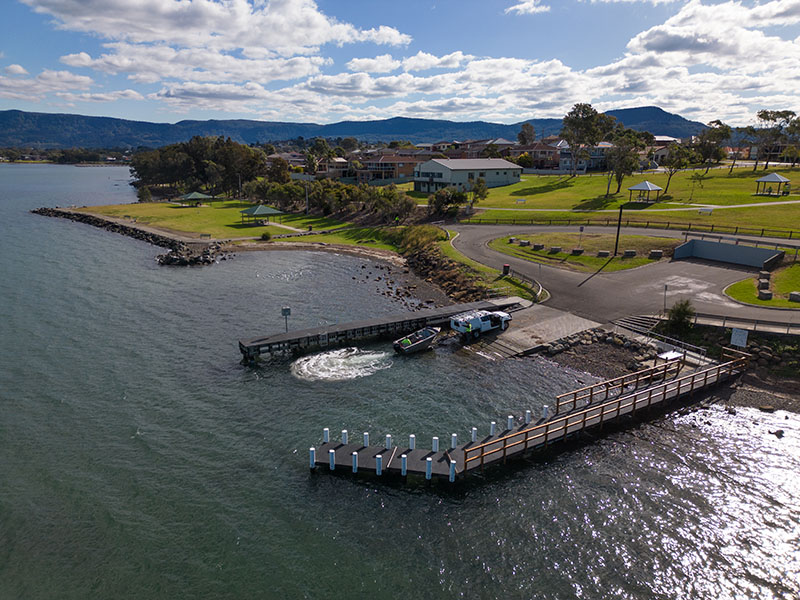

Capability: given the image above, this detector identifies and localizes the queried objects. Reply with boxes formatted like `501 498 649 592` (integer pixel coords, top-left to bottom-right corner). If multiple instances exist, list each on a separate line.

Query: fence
554 358 683 414
458 216 799 240
693 312 800 335
506 266 544 301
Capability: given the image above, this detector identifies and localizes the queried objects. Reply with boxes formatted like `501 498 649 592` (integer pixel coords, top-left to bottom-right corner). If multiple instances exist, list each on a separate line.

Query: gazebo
240 205 283 225
755 173 790 196
628 180 663 203
178 191 215 206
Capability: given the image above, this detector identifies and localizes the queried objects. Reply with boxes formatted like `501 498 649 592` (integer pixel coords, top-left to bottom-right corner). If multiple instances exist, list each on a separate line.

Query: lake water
1 164 799 599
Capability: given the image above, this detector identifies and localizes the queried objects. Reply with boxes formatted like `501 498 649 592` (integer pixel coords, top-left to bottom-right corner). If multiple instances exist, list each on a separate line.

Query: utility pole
305 180 309 215
613 204 623 256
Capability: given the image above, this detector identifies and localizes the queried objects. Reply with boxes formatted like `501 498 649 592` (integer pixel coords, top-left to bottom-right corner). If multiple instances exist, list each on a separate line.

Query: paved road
450 224 800 326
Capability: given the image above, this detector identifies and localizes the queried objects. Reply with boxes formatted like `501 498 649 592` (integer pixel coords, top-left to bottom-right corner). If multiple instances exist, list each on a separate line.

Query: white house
413 158 522 193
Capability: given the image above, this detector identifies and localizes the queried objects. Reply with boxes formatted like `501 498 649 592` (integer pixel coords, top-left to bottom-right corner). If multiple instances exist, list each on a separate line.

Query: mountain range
0 106 706 149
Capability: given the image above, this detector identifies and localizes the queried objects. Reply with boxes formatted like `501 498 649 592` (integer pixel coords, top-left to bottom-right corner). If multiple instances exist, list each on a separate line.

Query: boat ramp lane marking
309 353 749 483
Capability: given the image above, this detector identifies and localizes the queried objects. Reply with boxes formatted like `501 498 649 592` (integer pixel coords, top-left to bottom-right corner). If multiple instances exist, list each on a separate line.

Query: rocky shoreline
31 207 234 266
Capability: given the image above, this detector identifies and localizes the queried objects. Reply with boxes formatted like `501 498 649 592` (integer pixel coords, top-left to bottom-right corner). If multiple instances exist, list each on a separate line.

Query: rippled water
1 164 799 599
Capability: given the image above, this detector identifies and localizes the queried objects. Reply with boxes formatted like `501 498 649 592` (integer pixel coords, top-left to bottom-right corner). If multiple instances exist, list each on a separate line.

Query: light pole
613 204 624 256
663 285 668 315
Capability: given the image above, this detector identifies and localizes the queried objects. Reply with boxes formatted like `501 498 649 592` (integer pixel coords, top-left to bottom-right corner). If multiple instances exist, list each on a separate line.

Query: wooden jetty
310 349 749 482
239 297 525 360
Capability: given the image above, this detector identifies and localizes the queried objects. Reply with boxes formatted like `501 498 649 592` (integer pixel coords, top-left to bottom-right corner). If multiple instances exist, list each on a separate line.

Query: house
267 152 305 169
559 142 614 172
356 155 423 183
505 142 560 168
413 158 522 193
317 157 349 178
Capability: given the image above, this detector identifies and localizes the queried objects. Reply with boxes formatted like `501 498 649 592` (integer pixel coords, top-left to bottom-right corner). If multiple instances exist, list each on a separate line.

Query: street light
613 204 624 256
663 284 668 315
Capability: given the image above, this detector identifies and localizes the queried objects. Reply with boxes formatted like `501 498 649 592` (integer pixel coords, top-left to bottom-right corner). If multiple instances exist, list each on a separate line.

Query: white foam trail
290 347 392 381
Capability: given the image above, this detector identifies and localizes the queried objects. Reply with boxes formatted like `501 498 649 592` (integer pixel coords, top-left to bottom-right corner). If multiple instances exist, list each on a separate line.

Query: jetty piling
310 349 750 483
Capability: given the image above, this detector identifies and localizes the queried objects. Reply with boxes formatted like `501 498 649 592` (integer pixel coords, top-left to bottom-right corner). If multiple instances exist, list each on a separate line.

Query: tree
604 127 652 197
667 299 695 334
340 137 359 152
693 120 731 173
468 178 488 212
481 143 501 158
137 186 152 202
428 187 467 215
267 156 290 183
753 110 796 170
517 122 535 145
660 143 693 193
560 103 617 177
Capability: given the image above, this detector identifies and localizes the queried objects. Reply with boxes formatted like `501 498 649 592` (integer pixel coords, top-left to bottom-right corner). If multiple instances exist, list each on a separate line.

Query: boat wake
290 347 392 381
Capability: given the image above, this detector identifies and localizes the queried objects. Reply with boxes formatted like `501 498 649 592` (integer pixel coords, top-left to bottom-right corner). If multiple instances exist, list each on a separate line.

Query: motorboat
393 326 440 354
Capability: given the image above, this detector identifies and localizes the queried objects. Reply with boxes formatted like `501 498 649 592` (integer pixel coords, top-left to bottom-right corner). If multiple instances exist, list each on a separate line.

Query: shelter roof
628 181 663 191
240 205 283 216
428 158 521 170
756 173 790 183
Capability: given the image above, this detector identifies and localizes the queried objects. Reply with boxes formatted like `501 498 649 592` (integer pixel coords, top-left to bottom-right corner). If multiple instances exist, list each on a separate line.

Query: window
479 172 485 177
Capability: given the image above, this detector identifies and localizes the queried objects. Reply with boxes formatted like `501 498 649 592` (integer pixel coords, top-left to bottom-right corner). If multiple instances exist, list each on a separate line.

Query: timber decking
239 297 524 359
311 350 749 482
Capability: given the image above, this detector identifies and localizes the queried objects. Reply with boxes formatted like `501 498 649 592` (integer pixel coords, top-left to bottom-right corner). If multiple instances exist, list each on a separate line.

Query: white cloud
505 1 551 15
4 64 29 75
20 0 410 55
346 54 400 74
0 68 92 101
56 89 144 102
402 51 472 71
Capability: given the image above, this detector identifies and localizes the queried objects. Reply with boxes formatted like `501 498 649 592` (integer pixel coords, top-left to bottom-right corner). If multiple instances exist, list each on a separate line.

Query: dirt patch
548 343 645 379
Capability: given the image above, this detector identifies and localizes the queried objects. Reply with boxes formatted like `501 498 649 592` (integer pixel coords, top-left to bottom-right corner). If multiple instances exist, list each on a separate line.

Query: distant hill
0 106 707 149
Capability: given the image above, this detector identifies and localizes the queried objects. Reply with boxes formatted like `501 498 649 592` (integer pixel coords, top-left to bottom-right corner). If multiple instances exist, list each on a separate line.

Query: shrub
667 299 695 334
260 232 271 241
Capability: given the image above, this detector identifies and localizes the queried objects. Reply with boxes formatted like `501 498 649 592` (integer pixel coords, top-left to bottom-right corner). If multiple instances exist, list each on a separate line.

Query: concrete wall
674 239 784 269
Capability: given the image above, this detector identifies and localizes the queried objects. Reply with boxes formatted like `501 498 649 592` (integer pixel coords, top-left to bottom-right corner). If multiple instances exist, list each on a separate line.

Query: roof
240 205 283 216
428 158 521 171
756 173 790 183
180 191 214 200
628 181 663 191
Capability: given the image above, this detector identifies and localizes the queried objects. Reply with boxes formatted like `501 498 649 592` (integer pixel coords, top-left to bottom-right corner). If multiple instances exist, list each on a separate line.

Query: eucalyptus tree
660 143 693 193
560 103 617 177
693 120 731 174
517 122 536 145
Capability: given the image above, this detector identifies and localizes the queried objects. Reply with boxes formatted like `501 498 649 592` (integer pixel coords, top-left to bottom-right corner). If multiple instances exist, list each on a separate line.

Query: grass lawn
470 201 800 237
488 233 681 273
274 226 399 251
725 263 800 308
78 201 348 239
440 232 538 300
463 167 799 211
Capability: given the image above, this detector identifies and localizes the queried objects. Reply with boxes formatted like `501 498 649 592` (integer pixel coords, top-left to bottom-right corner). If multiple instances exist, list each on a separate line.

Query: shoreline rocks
31 207 233 266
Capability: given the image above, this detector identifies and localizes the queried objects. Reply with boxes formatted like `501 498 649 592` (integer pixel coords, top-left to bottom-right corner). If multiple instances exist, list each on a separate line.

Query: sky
1 0 799 126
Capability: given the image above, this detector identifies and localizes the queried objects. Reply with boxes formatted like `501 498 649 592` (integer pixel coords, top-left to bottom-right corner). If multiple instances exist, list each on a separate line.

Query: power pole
614 205 623 256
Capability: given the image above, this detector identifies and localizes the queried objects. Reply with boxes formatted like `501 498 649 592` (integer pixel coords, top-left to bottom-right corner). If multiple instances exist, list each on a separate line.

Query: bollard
309 447 316 469
451 433 458 449
385 434 392 450
449 460 456 483
525 410 531 424
341 429 348 444
401 454 407 476
328 449 335 470
507 415 514 430
409 434 416 450
352 452 358 473
490 421 496 436
323 428 329 443
363 432 369 447
542 405 549 420
432 436 439 452
376 454 382 476
425 457 432 480
471 427 477 443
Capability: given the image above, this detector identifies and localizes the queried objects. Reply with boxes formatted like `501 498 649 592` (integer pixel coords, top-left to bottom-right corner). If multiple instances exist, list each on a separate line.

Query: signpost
730 327 748 348
282 306 291 333
579 225 584 248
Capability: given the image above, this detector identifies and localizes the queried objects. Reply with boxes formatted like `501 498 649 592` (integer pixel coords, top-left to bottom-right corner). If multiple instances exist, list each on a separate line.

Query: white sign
730 328 748 348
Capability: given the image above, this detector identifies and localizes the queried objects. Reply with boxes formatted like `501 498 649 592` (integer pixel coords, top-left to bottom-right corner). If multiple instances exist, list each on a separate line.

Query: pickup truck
450 309 511 340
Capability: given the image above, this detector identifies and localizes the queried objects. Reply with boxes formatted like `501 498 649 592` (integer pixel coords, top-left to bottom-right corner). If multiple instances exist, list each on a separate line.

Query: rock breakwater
31 207 233 266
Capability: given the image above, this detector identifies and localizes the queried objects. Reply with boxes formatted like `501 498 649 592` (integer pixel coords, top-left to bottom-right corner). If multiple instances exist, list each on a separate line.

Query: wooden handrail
464 357 748 466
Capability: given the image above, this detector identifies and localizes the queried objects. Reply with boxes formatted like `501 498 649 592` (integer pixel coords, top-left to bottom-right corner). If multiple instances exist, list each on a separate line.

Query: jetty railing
554 358 683 415
463 351 749 473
